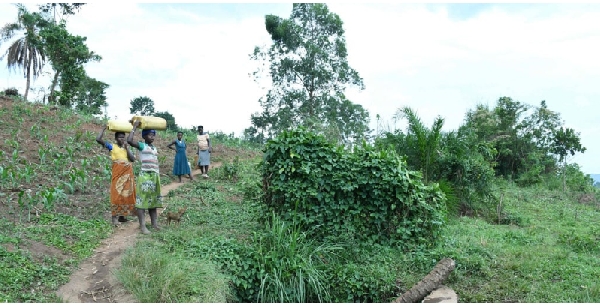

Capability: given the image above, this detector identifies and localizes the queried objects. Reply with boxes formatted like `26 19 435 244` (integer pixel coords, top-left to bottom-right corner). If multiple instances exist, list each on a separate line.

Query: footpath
56 163 221 303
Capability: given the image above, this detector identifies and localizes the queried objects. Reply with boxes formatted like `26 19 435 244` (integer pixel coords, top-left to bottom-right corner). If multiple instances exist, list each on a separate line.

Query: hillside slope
0 95 250 302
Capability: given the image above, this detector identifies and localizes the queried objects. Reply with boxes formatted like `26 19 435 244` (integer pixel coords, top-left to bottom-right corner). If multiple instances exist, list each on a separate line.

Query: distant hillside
590 174 600 184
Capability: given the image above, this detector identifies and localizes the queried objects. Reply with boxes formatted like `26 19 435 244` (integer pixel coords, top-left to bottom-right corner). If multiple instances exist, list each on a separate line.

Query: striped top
138 142 159 173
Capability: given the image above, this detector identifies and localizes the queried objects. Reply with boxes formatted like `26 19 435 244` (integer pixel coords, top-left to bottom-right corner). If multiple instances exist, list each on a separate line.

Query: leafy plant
214 157 241 181
261 127 446 247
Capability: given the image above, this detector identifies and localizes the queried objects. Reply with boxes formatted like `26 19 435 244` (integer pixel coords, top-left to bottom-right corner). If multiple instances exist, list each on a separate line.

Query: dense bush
260 128 446 247
2 87 20 97
435 129 497 215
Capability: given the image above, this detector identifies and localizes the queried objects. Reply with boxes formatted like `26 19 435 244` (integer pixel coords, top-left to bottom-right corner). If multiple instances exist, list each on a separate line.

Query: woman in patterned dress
127 120 162 234
96 127 136 226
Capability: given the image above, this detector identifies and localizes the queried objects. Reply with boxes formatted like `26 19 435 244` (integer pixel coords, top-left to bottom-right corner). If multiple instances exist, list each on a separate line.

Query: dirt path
56 162 222 303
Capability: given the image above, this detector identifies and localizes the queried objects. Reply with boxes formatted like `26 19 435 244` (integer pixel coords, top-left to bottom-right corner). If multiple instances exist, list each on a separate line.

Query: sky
0 2 599 174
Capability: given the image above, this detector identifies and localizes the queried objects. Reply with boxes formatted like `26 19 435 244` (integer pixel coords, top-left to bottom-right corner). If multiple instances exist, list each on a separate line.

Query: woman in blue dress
167 131 194 183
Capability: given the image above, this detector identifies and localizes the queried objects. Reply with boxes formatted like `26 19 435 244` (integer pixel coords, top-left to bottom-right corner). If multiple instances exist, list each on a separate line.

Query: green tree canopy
248 3 369 145
72 75 108 115
129 96 155 116
462 97 587 185
38 3 85 22
39 20 102 106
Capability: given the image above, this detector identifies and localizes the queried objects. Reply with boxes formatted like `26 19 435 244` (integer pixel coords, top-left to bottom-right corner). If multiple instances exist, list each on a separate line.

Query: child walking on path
167 131 194 183
96 127 137 226
127 120 162 234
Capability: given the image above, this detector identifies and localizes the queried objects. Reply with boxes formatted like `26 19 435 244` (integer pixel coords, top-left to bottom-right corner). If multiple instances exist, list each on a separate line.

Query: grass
116 240 231 303
2 96 599 303
0 97 248 302
117 155 600 303
0 214 110 302
0 242 69 303
113 149 264 303
420 184 600 302
253 213 342 303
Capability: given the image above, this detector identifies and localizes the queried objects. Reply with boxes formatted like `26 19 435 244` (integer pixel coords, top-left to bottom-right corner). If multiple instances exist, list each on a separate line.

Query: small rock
422 286 458 303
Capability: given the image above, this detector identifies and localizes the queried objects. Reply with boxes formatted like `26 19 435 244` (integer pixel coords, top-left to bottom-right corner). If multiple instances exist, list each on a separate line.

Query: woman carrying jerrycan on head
96 126 136 226
127 119 163 234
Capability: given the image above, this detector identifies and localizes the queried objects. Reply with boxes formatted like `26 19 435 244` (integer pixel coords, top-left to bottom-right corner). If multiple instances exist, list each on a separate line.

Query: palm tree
395 106 445 183
0 4 47 101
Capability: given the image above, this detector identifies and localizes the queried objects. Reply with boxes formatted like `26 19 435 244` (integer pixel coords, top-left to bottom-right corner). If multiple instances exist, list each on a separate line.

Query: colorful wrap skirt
110 160 136 216
135 171 163 209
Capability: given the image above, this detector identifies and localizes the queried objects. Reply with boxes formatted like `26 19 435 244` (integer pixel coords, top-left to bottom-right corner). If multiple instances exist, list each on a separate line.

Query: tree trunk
394 258 456 303
49 70 60 104
562 160 567 193
24 59 31 101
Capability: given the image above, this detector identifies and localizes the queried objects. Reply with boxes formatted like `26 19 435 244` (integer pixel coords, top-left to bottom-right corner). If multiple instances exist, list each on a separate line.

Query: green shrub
213 157 241 181
324 261 398 302
2 87 19 97
260 127 446 247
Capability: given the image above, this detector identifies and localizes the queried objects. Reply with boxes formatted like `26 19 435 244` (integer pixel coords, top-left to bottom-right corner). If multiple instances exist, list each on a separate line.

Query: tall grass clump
251 213 342 303
116 240 231 303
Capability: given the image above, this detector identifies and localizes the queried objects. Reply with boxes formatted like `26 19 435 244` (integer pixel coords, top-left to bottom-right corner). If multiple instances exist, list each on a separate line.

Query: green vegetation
0 97 194 302
261 128 446 247
117 241 231 303
1 94 599 302
113 133 600 303
0 213 111 302
1 2 599 304
247 3 369 145
1 4 106 111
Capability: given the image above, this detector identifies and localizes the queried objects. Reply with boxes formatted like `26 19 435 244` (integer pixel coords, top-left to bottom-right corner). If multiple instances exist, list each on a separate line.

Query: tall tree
249 3 369 145
72 75 108 115
129 96 155 116
551 127 586 191
0 5 48 101
39 20 101 106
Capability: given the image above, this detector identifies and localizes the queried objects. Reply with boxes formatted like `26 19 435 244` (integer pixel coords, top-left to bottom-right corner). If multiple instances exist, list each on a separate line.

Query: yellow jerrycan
107 120 133 132
130 115 167 130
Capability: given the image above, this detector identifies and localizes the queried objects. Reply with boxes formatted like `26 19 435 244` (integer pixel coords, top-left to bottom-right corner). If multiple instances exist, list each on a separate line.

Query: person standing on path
167 131 194 183
196 125 212 178
96 127 136 226
127 120 162 234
